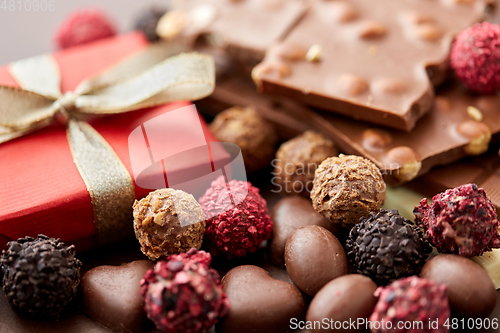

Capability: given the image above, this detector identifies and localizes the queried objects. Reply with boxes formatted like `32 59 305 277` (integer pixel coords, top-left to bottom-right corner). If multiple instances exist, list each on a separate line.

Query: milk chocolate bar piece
198 76 500 186
253 0 486 131
164 0 309 67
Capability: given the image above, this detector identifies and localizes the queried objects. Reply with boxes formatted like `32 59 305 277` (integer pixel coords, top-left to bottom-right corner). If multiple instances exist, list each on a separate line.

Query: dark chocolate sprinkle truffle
346 209 431 285
133 6 169 42
0 235 82 317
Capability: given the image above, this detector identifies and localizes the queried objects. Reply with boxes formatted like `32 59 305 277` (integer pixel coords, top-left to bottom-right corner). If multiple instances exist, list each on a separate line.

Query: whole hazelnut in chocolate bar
133 6 169 42
451 22 500 93
141 248 229 333
199 176 273 258
346 209 431 285
210 106 277 174
370 276 450 333
414 183 500 257
0 235 82 317
133 188 206 261
310 154 386 227
274 131 338 197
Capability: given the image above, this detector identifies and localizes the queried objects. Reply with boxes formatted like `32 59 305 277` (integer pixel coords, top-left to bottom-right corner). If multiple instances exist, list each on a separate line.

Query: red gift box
0 32 221 251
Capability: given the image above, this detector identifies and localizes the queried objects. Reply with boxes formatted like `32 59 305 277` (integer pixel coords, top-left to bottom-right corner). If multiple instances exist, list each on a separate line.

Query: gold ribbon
0 42 216 245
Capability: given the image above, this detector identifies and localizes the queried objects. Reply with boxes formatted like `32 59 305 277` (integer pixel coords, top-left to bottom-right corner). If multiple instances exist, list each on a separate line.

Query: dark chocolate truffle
133 188 206 261
210 106 278 174
310 154 386 227
0 235 82 317
141 249 229 333
199 176 273 258
420 254 497 318
346 209 431 285
285 225 348 296
274 131 338 197
414 183 500 257
370 276 450 333
133 6 169 42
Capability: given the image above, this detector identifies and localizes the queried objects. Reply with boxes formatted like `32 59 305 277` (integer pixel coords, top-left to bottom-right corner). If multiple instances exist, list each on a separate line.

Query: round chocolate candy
219 265 305 333
270 196 337 267
285 225 348 296
420 254 497 318
306 274 378 333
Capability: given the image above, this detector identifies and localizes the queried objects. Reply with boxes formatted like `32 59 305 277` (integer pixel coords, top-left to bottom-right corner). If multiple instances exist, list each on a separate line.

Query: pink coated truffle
199 176 273 258
141 248 229 333
370 276 450 333
414 183 500 257
54 8 116 49
450 22 500 93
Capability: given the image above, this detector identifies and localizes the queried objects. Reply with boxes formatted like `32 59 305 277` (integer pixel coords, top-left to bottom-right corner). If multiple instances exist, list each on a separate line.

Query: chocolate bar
253 0 486 130
197 76 500 186
161 0 309 67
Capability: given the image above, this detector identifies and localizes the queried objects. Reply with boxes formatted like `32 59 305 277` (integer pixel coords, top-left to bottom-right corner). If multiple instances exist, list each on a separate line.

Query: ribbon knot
0 41 216 246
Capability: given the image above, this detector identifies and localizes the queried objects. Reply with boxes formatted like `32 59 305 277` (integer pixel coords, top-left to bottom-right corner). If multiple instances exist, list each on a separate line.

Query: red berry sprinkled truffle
370 276 450 333
450 22 500 93
414 183 500 257
199 176 273 258
141 248 229 333
54 8 116 49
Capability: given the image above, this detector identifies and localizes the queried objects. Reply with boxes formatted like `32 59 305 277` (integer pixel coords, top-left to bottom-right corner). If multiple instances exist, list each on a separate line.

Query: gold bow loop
0 42 215 144
0 42 215 246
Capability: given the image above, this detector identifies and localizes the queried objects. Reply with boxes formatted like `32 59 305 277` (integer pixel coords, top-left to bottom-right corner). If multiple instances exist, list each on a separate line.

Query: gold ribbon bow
0 42 215 245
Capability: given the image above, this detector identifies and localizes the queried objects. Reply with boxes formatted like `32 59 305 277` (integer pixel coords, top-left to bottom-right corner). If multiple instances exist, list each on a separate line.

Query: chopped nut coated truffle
133 188 206 261
310 154 386 227
210 106 278 174
274 131 338 197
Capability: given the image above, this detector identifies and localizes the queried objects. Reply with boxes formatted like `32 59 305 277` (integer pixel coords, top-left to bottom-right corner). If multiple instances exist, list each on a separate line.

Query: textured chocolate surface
284 225 348 296
254 0 486 131
81 260 154 333
274 131 338 197
166 0 309 66
421 254 497 319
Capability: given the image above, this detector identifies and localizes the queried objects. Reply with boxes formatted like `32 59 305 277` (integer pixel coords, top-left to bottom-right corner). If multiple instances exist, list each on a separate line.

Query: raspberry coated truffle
141 248 229 333
274 131 338 197
370 276 450 333
210 106 278 174
310 154 386 227
414 183 500 257
133 188 206 261
450 22 500 93
0 235 82 317
198 176 273 258
347 209 431 285
54 8 116 49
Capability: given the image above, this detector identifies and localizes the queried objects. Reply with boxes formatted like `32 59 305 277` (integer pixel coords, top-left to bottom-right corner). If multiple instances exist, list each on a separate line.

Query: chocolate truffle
270 196 336 267
310 154 386 227
133 188 206 261
414 183 500 257
421 254 497 318
210 106 278 174
285 225 348 296
81 260 154 333
219 265 305 333
199 176 273 258
0 235 82 317
133 6 169 42
370 276 450 333
141 249 229 333
306 275 378 333
346 209 431 285
274 131 338 196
